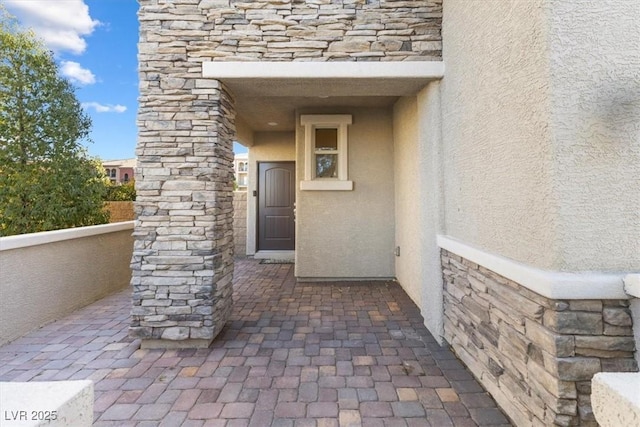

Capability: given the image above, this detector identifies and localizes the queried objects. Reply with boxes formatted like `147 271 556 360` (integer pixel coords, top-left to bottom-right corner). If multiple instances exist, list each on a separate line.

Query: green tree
0 12 109 236
105 180 136 201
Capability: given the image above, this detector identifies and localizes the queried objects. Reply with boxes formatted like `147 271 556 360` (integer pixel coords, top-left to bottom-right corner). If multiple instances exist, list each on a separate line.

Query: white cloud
5 0 100 55
82 102 127 114
61 61 96 85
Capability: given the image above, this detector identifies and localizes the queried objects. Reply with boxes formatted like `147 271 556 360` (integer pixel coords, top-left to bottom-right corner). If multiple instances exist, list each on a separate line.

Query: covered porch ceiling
202 62 445 133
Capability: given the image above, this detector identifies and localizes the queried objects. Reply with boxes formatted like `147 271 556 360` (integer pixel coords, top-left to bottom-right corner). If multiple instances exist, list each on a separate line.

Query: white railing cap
0 221 134 251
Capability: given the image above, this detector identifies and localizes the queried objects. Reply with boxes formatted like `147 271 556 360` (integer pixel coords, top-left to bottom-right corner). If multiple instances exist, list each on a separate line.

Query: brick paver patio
0 258 511 426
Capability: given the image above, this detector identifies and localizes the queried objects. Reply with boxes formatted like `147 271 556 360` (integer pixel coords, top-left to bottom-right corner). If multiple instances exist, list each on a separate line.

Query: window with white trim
300 114 353 191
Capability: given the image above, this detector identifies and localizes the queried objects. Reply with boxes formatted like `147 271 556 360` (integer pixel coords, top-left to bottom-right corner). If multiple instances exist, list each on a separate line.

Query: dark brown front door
258 162 296 251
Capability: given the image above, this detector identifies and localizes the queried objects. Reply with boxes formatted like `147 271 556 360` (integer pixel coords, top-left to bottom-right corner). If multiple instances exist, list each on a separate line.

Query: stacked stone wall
442 249 637 427
138 0 442 63
233 191 247 256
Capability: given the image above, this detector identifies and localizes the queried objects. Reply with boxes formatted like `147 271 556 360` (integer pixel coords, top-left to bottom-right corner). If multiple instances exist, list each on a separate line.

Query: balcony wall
0 222 134 346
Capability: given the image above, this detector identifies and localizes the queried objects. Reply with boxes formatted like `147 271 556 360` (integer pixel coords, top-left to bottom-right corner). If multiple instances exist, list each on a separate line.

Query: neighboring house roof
103 158 137 169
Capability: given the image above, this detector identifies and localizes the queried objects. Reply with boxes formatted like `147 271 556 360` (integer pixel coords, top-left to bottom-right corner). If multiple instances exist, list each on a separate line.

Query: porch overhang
202 61 445 97
202 61 444 132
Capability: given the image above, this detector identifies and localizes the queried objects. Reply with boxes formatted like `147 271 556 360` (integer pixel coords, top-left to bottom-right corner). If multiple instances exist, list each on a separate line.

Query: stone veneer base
140 338 214 350
441 249 637 427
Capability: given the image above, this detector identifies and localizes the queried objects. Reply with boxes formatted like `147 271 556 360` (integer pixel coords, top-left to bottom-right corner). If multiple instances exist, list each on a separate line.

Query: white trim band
437 235 631 300
0 221 135 251
203 61 445 80
592 373 640 427
300 180 354 191
624 274 640 298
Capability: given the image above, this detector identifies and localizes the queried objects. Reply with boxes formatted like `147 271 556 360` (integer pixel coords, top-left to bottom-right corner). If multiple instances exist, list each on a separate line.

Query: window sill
300 180 353 191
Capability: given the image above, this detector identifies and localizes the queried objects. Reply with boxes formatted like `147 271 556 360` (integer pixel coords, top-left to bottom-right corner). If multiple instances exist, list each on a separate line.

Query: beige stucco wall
441 0 557 270
547 1 640 271
247 131 296 255
235 115 254 148
295 107 395 279
393 82 444 342
394 96 422 305
233 191 247 256
441 0 639 272
0 223 134 346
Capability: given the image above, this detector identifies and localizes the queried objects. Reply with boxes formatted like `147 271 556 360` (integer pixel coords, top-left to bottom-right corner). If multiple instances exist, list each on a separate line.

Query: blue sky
5 0 139 161
5 0 247 159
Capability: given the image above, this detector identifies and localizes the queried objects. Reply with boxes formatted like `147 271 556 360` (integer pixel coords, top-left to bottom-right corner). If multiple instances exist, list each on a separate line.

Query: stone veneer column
130 71 236 347
442 250 637 427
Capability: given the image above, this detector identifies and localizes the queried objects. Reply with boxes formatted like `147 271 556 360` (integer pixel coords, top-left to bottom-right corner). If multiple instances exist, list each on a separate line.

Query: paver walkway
0 258 511 427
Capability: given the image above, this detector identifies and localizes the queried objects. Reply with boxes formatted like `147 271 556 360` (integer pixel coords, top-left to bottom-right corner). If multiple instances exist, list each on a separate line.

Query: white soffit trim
0 221 135 251
437 235 630 300
203 61 445 80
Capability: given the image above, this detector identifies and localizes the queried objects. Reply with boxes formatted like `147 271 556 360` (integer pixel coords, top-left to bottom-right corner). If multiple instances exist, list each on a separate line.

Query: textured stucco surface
393 96 422 305
247 132 296 255
0 228 133 346
295 107 395 279
416 83 445 343
233 191 247 256
235 115 254 148
393 82 444 342
441 0 556 270
548 0 640 271
441 0 639 272
592 373 640 427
